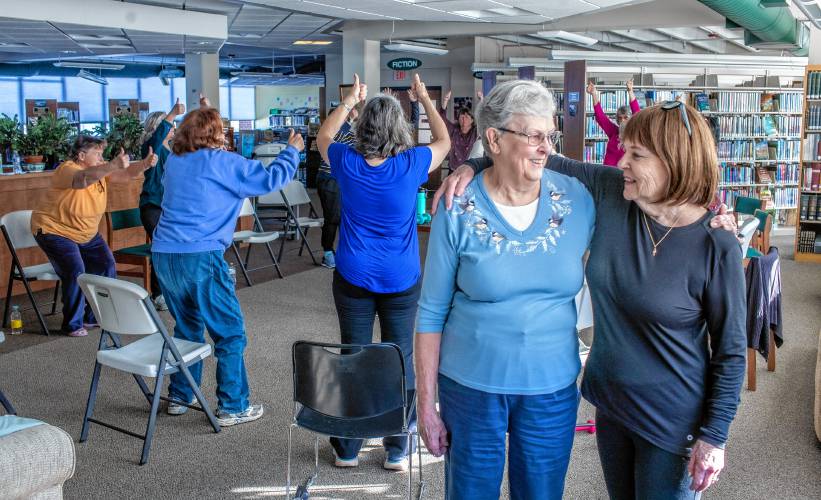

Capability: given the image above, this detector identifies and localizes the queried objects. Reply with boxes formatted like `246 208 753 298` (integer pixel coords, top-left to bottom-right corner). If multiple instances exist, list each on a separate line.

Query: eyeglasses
497 127 561 146
660 100 692 137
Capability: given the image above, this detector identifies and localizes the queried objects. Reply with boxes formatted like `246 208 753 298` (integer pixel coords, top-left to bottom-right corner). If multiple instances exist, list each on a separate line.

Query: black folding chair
287 341 423 499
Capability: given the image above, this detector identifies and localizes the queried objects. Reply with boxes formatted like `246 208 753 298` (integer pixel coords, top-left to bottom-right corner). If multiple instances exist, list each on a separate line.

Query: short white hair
476 80 556 151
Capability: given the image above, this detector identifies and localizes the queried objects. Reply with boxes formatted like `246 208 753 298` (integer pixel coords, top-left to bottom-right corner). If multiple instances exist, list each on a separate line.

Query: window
0 79 20 119
140 77 173 116
65 76 105 123
229 86 255 120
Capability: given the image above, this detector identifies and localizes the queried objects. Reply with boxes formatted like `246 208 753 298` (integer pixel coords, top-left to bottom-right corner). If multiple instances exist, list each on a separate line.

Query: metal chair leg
264 242 284 279
139 364 165 465
177 361 220 433
50 282 60 315
417 432 424 499
80 361 103 442
231 243 253 287
2 270 13 327
20 274 50 336
286 423 294 499
0 388 16 415
407 432 413 500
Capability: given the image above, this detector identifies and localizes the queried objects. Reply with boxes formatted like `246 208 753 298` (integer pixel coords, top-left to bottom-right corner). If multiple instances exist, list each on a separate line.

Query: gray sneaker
216 403 264 426
167 397 196 416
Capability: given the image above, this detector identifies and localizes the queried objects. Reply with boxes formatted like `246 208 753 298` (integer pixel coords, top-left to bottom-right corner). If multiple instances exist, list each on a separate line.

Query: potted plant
0 114 21 163
35 113 75 168
96 114 144 160
18 127 44 165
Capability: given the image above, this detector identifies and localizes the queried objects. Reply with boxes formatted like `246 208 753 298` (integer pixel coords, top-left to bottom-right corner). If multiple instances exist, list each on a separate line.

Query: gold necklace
642 210 681 257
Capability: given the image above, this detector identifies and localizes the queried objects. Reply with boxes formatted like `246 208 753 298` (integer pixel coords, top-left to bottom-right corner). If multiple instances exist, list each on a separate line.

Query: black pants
329 271 420 460
316 171 340 252
139 203 163 298
595 411 701 500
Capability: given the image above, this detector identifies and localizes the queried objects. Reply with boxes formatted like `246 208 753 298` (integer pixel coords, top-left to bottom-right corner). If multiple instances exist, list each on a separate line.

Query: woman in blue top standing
138 97 186 311
151 101 304 427
415 80 595 499
316 73 450 471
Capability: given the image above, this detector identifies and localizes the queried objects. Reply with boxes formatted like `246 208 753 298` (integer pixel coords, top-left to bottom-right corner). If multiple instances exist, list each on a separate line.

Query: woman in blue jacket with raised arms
151 101 304 427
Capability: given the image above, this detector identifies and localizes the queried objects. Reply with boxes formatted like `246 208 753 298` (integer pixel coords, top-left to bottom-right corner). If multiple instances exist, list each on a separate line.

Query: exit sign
394 70 406 81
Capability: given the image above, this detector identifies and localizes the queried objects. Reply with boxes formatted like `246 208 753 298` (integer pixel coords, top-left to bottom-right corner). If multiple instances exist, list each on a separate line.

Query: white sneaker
167 397 196 416
333 449 359 467
216 403 264 426
383 456 409 472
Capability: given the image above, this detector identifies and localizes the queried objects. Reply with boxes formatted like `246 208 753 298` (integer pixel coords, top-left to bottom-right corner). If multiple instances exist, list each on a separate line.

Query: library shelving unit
796 65 821 263
268 108 319 134
579 85 802 227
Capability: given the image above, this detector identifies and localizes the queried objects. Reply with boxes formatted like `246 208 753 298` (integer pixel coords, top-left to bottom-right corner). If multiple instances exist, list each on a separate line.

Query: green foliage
0 114 22 151
101 114 144 159
18 113 75 160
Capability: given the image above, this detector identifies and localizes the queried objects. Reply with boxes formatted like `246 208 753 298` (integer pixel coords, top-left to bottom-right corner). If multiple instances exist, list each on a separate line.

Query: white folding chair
77 274 220 465
230 199 284 286
1 210 60 335
258 180 322 265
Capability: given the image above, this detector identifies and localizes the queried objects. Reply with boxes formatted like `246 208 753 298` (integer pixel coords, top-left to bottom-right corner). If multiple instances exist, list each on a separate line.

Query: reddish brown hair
171 107 224 155
621 102 718 207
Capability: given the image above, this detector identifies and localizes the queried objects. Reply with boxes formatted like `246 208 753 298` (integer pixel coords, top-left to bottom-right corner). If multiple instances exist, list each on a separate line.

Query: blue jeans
329 271 420 461
439 375 579 500
595 411 701 500
34 231 116 332
152 250 249 413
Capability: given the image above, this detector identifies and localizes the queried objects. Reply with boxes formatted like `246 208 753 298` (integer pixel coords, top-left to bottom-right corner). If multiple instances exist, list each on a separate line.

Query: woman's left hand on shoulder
687 438 724 492
709 203 737 235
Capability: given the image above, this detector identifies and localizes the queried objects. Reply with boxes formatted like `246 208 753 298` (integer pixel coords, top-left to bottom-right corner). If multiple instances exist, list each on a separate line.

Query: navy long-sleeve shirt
467 154 747 455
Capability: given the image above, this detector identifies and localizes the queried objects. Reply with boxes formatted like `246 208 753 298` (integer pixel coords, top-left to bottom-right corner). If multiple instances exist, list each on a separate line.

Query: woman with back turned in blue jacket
151 98 304 427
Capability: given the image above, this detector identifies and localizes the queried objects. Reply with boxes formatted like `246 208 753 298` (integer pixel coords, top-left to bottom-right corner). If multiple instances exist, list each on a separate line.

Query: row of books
804 105 821 130
714 115 800 138
717 140 800 162
800 193 821 220
805 71 821 99
268 115 313 127
802 166 821 191
583 143 606 163
760 92 802 113
717 188 752 208
797 230 821 254
804 135 821 160
585 117 609 139
56 108 80 123
714 92 768 113
720 166 753 185
772 163 801 184
585 91 632 113
771 187 798 208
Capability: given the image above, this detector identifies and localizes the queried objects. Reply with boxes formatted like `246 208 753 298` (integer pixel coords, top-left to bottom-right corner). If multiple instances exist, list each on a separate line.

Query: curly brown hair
171 107 224 155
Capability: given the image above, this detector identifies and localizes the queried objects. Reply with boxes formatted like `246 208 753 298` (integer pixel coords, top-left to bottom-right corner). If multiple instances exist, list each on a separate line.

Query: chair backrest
239 198 255 217
738 217 759 259
734 196 762 216
292 341 406 419
259 180 311 207
109 208 143 231
752 209 772 253
0 210 38 250
77 274 158 336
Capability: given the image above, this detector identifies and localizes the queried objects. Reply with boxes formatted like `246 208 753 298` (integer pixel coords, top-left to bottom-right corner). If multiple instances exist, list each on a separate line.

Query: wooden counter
0 171 144 299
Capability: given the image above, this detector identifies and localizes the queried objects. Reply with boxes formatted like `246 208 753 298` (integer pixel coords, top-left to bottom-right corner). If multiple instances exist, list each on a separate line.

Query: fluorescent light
384 43 448 55
54 61 124 70
546 51 808 68
76 69 107 85
293 40 334 45
534 31 598 47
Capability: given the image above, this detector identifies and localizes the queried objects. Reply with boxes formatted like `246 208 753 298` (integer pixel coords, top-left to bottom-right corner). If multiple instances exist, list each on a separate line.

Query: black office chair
286 341 423 499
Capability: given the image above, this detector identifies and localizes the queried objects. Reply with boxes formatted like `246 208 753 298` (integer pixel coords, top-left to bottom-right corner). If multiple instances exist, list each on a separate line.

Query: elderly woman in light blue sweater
415 80 595 500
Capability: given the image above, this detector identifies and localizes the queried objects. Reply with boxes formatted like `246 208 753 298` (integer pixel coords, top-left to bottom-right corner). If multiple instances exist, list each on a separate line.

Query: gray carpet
0 236 819 499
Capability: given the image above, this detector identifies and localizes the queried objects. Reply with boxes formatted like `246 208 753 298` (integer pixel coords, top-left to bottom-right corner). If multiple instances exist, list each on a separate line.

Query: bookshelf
796 65 821 262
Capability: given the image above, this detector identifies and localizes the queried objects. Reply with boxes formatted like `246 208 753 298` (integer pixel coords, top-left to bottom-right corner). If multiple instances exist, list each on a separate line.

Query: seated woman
316 73 450 471
151 102 304 426
137 98 186 310
415 80 595 499
439 99 746 498
31 136 157 337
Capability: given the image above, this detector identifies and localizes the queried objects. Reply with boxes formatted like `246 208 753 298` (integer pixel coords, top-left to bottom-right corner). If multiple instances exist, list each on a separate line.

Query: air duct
697 0 809 56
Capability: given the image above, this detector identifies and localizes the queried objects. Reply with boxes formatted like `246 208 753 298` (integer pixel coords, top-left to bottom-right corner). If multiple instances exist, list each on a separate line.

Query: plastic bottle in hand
10 305 23 335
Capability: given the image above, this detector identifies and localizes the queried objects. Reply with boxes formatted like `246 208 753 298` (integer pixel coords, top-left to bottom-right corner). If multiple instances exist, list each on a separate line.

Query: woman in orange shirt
31 135 157 337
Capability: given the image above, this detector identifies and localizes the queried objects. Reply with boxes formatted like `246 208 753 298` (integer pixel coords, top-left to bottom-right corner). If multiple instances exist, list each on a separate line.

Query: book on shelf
806 194 819 220
797 230 818 253
761 115 778 136
755 141 770 160
760 93 775 112
803 166 821 190
695 93 710 112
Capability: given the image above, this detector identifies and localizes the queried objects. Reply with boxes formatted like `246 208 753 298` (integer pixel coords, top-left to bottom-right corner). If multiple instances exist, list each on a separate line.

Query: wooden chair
733 196 762 223
751 209 772 255
105 208 151 291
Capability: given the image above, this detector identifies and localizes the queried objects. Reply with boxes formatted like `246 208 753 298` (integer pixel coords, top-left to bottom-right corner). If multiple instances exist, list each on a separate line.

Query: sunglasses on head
660 100 692 137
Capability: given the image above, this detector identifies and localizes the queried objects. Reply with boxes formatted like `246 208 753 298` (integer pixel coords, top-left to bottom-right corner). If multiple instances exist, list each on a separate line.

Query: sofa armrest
0 423 75 499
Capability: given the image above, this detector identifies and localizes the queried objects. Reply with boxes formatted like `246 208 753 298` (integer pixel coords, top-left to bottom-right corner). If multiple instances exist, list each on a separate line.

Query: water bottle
228 262 237 285
10 305 23 335
11 151 21 174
